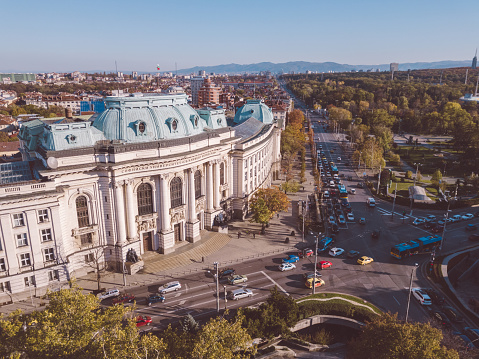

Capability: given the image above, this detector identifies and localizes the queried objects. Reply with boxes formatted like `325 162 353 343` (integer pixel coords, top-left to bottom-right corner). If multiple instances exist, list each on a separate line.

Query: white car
412 218 425 226
347 213 355 221
329 247 345 257
412 288 432 305
279 263 296 272
337 156 341 162
159 281 182 294
462 213 474 220
451 215 462 223
349 188 356 195
338 215 346 224
323 191 330 198
97 288 120 300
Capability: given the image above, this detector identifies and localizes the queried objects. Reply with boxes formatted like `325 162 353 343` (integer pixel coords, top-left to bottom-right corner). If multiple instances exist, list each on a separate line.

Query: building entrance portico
143 231 153 251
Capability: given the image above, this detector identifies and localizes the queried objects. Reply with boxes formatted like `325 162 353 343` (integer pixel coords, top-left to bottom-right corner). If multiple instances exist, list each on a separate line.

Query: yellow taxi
357 256 374 265
305 277 325 288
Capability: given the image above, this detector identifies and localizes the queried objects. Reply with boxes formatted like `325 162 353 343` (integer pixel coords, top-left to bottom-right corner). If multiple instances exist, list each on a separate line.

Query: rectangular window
44 248 55 262
48 270 59 281
20 253 31 267
13 213 25 227
80 233 93 246
16 233 28 247
38 209 49 223
24 276 35 287
0 258 5 271
41 228 53 242
0 281 10 292
84 253 94 263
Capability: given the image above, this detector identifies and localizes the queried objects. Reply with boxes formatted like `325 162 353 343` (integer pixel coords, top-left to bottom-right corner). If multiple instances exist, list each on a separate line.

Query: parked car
97 288 120 301
462 213 474 220
112 293 135 305
159 281 182 294
347 213 355 221
329 247 345 257
357 256 374 265
305 277 325 288
228 288 253 300
146 294 165 306
228 274 248 285
464 327 479 345
317 261 332 269
442 306 464 323
282 255 300 263
347 250 360 258
219 268 236 278
412 288 432 305
136 315 152 327
279 263 296 272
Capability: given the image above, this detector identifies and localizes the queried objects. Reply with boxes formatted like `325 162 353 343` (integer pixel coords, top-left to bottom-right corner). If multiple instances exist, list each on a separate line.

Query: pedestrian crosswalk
377 206 411 220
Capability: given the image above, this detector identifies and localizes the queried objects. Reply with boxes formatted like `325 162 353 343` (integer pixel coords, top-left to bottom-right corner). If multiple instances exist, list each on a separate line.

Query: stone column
160 174 170 232
186 168 200 242
213 161 220 209
125 180 136 240
206 162 214 211
114 181 127 246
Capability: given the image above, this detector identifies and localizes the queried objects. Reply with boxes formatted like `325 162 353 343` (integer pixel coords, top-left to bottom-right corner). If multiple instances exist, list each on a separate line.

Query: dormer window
217 118 222 126
166 118 179 133
134 121 147 136
190 115 199 128
172 119 177 131
67 134 77 144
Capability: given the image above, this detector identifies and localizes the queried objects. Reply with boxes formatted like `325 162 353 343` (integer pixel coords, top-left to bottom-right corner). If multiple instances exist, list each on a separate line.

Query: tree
249 187 289 233
431 169 443 188
83 246 108 292
0 283 169 359
192 313 256 359
348 313 459 359
405 170 413 179
329 107 352 130
180 314 199 333
280 180 300 194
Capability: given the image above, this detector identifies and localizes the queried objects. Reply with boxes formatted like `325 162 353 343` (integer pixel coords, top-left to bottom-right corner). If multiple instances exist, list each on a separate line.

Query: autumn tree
431 169 443 189
348 313 459 359
249 187 289 233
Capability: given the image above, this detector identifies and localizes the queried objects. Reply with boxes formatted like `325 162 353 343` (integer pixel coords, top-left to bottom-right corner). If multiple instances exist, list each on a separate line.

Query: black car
424 222 434 229
357 182 364 188
331 223 339 233
424 288 445 305
219 268 236 279
146 294 165 306
431 311 451 328
442 306 464 323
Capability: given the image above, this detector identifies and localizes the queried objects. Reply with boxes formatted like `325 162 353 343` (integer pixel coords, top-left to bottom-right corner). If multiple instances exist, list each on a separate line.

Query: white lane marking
179 300 185 305
261 270 289 296
185 283 189 293
173 292 181 298
392 296 400 306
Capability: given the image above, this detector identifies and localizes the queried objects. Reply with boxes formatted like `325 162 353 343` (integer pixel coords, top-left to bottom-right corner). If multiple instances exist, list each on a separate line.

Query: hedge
297 300 377 323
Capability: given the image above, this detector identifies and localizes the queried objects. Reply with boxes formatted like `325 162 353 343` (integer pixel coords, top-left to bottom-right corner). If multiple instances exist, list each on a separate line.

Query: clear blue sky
2 0 477 73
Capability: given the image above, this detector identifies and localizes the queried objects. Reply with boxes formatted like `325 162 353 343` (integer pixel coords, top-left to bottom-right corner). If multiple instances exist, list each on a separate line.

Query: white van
349 188 356 195
367 198 376 207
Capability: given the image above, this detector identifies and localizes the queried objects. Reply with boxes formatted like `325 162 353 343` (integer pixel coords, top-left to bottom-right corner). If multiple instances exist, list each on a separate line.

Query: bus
390 235 442 259
338 185 348 199
331 166 338 175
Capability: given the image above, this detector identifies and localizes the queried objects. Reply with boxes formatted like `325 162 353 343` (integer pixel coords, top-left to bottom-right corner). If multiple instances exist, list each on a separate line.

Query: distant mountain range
170 60 471 75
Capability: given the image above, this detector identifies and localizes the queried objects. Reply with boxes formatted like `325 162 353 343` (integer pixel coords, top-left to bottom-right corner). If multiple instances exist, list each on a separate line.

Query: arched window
137 183 153 216
194 170 202 199
76 196 90 228
170 177 183 208
220 162 225 185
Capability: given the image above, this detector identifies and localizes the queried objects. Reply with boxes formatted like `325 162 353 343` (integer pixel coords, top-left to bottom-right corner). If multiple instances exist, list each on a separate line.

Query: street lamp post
312 233 321 295
223 285 227 311
301 201 305 243
214 262 219 313
405 263 419 323
391 183 398 221
440 201 452 251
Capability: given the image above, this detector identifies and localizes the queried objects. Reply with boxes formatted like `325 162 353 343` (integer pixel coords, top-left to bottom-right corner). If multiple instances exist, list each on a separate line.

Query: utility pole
214 262 219 313
405 263 419 323
377 165 382 194
223 285 227 311
440 201 451 251
313 234 320 295
302 201 305 243
391 183 398 221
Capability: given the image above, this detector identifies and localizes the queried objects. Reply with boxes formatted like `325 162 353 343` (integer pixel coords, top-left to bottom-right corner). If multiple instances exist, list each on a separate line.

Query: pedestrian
253 232 256 239
277 213 280 219
237 232 240 239
202 256 204 263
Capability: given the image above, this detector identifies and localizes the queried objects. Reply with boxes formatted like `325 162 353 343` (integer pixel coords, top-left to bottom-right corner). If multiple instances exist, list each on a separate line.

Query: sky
2 0 478 73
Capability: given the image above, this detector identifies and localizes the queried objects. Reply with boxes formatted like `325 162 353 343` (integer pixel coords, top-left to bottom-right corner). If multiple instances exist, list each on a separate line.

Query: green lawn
298 292 382 314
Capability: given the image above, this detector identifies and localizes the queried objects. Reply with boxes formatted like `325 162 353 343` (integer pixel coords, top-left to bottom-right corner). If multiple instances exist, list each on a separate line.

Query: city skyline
2 0 478 73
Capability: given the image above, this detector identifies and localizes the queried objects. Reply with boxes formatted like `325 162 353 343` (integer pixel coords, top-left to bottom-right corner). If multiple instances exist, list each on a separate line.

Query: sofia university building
0 94 281 301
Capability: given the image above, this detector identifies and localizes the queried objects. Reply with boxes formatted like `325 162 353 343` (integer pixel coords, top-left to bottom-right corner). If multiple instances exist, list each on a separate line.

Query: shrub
405 170 413 179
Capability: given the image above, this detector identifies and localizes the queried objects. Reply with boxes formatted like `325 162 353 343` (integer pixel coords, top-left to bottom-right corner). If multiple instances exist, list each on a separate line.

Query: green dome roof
233 99 274 125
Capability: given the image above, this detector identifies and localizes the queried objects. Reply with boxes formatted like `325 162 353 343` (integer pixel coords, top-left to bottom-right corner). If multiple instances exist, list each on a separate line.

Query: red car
136 315 152 327
317 261 332 269
112 294 135 305
298 249 314 258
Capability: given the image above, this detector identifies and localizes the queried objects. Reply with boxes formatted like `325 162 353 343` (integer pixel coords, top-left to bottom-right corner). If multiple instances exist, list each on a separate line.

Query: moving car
136 315 152 327
464 327 479 345
305 277 325 288
323 191 330 199
412 288 432 305
159 281 182 294
112 293 135 305
424 288 445 305
302 271 322 280
357 256 374 265
331 223 339 233
347 213 355 221
412 218 425 226
442 306 464 323
282 255 300 263
317 261 332 269
146 294 165 306
359 218 366 225
357 182 364 188
431 311 451 328
279 263 296 272
228 288 253 300
462 213 474 220
450 215 462 223
347 250 360 258
367 198 376 207
338 215 346 224
349 188 356 195
228 274 248 285
219 268 236 278
298 248 314 258
329 247 344 257
424 215 436 222
97 288 120 300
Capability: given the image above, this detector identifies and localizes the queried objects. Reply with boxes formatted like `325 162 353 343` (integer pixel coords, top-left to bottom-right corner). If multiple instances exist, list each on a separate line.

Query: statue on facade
126 248 139 263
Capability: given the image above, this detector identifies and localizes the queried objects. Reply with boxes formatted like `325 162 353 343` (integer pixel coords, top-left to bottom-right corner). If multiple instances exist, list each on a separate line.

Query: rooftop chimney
65 108 73 119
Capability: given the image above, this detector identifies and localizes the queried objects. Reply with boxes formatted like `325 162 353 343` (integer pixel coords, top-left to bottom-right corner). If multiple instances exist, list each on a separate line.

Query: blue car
282 255 300 263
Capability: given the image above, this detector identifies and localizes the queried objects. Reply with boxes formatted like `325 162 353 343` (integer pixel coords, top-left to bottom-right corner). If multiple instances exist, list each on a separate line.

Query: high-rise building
390 63 399 73
198 78 221 107
472 49 477 69
190 76 205 106
198 70 206 77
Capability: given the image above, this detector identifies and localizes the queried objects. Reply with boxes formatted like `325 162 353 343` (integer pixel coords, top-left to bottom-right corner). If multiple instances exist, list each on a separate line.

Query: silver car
158 281 181 294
